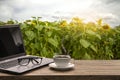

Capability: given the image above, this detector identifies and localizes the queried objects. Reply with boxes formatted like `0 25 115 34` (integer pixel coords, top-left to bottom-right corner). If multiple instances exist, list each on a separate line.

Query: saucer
49 63 74 70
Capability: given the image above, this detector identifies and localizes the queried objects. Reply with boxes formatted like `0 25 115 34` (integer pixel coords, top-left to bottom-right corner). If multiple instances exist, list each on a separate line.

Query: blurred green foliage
0 17 120 60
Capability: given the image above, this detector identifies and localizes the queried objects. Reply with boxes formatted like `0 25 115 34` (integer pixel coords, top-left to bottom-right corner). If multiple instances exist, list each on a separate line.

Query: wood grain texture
1 60 120 80
25 60 120 76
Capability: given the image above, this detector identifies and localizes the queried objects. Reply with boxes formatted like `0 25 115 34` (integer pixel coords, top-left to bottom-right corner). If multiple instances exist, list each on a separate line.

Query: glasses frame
18 57 43 66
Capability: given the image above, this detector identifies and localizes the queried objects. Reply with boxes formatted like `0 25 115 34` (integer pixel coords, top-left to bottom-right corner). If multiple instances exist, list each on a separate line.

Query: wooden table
1 60 120 80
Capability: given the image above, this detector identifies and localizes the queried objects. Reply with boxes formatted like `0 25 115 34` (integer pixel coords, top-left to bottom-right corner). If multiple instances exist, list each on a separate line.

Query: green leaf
48 38 58 48
30 43 34 49
86 30 96 35
96 34 101 40
90 45 97 53
34 43 40 50
35 24 44 31
24 40 29 45
21 24 29 29
40 47 47 57
43 47 47 56
51 27 61 31
80 39 91 48
47 31 52 37
25 31 35 40
83 53 91 59
86 30 101 40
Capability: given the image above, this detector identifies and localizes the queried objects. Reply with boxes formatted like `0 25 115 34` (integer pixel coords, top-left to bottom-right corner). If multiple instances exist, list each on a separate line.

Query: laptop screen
0 25 25 60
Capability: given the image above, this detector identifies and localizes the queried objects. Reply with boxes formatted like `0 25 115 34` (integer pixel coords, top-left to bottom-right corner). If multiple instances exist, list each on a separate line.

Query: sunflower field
0 17 120 60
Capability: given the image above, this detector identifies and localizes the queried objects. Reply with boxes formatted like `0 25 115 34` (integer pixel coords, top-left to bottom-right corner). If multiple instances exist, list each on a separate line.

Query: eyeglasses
18 57 43 66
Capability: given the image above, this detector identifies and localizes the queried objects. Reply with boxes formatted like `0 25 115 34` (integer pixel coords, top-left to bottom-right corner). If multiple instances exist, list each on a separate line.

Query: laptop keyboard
0 60 18 69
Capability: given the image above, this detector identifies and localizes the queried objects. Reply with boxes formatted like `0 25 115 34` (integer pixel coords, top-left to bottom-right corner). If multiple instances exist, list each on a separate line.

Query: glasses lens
18 59 29 66
32 58 42 65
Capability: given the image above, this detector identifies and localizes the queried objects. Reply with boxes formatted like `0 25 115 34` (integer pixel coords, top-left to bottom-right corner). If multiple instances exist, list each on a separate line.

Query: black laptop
0 24 53 74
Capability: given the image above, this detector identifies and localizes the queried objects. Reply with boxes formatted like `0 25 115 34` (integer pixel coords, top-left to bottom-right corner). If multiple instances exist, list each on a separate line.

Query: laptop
0 24 53 74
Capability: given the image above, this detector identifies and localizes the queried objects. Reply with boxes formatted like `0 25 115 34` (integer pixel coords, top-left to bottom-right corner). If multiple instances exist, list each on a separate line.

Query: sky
0 0 120 27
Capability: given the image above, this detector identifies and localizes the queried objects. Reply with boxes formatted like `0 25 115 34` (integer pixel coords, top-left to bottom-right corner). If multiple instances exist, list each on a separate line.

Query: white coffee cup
53 55 71 67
